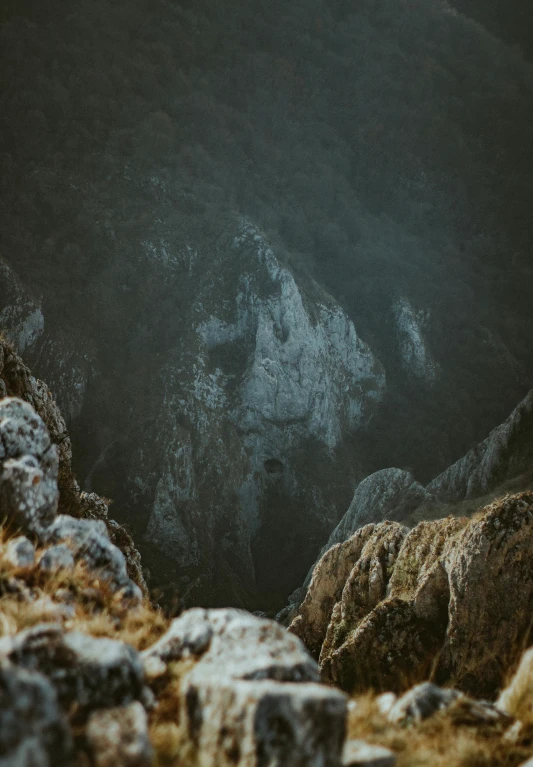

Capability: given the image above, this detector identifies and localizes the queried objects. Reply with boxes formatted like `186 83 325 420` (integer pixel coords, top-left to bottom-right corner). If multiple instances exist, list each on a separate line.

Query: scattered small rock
388 683 461 724
40 516 142 601
342 740 397 767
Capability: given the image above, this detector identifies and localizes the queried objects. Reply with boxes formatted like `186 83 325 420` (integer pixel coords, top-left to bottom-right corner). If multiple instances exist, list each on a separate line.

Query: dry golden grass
347 692 533 767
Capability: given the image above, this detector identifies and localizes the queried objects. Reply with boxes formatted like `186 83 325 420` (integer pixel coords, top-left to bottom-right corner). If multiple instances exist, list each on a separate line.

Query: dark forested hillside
1 0 532 605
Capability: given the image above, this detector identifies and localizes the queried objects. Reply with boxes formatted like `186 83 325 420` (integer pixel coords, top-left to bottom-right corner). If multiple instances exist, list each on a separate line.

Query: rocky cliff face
0 220 386 608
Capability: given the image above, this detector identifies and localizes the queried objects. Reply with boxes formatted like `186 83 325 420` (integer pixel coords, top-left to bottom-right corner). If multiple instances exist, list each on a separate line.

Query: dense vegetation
1 0 532 484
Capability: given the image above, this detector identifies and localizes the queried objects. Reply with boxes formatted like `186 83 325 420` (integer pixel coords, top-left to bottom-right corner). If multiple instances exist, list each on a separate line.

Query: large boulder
143 608 347 766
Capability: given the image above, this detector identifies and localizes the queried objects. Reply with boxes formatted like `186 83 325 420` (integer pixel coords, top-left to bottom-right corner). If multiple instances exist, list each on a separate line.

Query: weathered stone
40 516 142 601
325 469 433 551
290 524 398 660
143 608 346 766
435 494 533 697
78 492 148 595
294 493 533 698
38 544 75 572
4 535 35 568
387 683 460 724
0 624 145 712
0 398 60 533
342 739 397 767
0 661 72 766
86 702 153 767
144 608 319 683
184 678 346 767
0 345 145 588
428 389 533 502
320 522 408 666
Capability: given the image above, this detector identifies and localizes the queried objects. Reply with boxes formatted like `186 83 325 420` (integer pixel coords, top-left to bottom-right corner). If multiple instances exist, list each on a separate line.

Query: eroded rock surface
291 493 533 699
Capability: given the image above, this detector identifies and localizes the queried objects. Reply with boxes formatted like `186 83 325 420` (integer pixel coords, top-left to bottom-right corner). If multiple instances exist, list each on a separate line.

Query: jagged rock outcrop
283 389 533 623
322 470 432 552
0 397 143 600
290 522 408 660
393 298 437 383
428 389 533 501
0 378 349 766
291 493 533 699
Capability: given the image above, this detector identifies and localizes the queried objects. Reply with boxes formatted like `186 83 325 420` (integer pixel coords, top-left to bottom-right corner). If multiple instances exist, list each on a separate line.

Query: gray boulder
0 398 60 533
0 661 72 767
143 607 347 766
0 624 145 712
342 740 397 767
387 682 460 724
40 516 142 601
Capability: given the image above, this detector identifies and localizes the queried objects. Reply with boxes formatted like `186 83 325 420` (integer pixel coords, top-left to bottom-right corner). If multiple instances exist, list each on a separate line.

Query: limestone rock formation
283 388 533 622
291 493 533 699
322 470 432 553
0 338 147 594
132 219 385 607
290 522 408 660
0 397 143 601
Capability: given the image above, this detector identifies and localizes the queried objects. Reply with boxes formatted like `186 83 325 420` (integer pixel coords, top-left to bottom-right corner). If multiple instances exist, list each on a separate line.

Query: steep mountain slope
1 0 532 606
